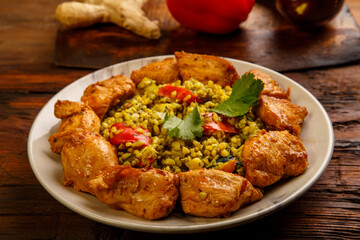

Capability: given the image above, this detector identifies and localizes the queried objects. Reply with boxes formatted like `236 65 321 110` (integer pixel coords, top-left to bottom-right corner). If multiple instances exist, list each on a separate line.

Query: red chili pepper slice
158 84 201 103
109 122 151 147
202 112 238 134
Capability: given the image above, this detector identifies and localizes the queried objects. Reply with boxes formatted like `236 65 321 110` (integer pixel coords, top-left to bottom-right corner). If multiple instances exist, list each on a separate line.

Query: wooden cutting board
55 0 360 72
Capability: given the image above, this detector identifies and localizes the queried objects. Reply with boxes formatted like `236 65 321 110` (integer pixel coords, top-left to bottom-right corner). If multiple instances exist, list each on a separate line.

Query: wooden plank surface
54 0 360 71
0 0 359 239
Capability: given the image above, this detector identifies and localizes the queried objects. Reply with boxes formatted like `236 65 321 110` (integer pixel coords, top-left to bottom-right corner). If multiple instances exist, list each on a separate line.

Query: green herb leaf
212 73 264 117
163 104 204 140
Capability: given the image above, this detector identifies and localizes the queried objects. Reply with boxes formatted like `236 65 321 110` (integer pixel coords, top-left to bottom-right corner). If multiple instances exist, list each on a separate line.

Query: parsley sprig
162 73 263 140
163 104 204 140
211 73 264 117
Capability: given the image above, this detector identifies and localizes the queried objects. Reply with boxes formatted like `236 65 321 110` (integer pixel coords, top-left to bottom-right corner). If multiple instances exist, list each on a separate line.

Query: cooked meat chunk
242 130 308 188
81 74 135 120
61 130 118 194
88 165 179 220
54 99 88 119
174 51 239 87
179 169 263 217
49 128 81 154
257 95 308 137
247 69 290 99
130 57 180 85
53 100 101 133
48 100 101 154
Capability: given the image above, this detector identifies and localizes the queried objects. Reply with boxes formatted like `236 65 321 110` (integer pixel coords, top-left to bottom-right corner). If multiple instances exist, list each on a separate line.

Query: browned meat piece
88 165 179 220
174 51 239 87
242 130 308 188
61 130 119 194
49 128 81 154
81 74 136 119
48 100 101 154
53 100 101 133
257 95 308 137
247 69 290 99
130 57 180 85
54 99 87 119
179 169 263 217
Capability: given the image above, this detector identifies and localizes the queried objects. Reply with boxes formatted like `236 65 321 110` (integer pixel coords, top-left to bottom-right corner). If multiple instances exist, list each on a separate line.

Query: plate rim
27 55 334 233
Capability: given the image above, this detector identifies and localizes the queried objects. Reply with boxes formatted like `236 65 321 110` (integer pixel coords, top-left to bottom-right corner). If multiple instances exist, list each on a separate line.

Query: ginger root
55 0 161 39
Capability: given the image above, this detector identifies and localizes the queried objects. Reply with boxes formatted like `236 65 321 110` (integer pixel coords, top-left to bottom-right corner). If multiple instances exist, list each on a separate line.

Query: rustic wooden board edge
54 3 360 72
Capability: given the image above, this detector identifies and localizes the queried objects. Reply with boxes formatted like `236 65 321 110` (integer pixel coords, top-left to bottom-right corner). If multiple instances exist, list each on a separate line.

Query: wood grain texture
54 0 360 71
0 0 359 239
347 0 360 24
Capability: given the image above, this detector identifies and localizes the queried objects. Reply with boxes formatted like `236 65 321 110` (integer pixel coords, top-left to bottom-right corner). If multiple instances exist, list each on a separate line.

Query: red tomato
109 122 151 147
219 159 237 173
166 0 255 34
158 84 201 103
202 112 238 134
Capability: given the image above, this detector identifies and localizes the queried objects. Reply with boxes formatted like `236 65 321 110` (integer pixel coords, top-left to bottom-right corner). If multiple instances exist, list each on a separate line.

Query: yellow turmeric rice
100 77 264 175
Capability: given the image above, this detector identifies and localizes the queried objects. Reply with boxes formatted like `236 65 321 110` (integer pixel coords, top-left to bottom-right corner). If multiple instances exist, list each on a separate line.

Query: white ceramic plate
28 56 334 233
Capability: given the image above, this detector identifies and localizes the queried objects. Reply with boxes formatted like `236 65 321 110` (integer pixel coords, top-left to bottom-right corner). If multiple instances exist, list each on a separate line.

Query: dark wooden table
1 0 359 239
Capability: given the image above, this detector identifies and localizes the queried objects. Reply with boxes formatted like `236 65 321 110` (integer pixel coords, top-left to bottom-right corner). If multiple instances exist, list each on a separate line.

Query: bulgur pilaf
48 51 309 220
100 77 264 174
